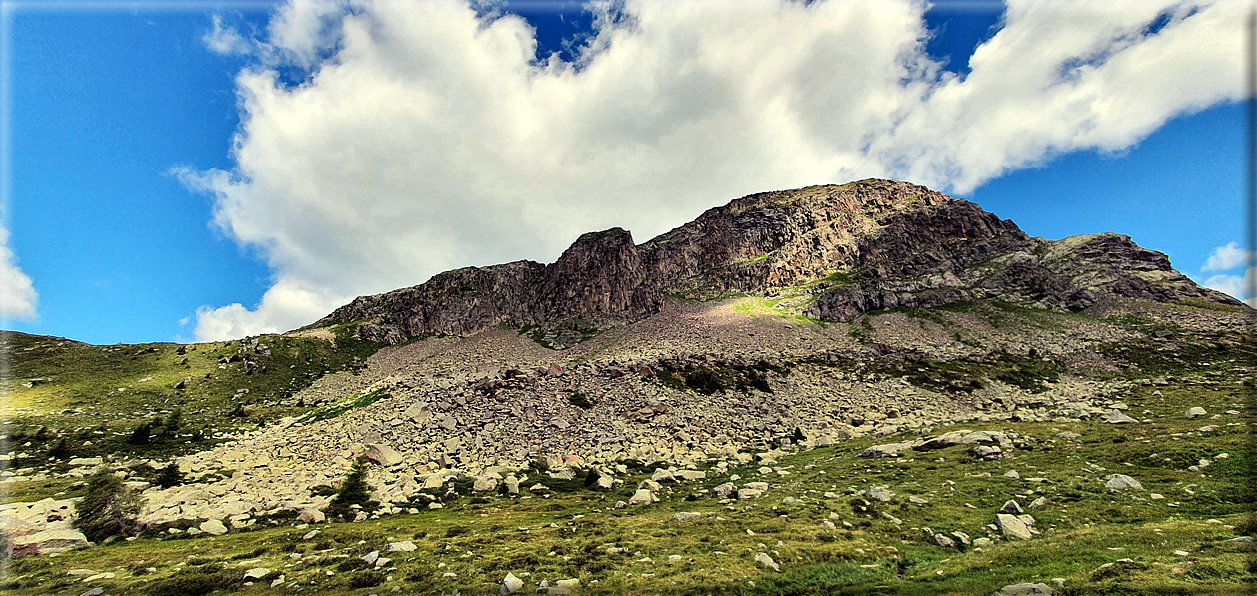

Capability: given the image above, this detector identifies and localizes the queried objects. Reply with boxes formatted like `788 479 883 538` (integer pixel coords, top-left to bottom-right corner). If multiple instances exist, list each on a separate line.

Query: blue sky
1 0 1251 345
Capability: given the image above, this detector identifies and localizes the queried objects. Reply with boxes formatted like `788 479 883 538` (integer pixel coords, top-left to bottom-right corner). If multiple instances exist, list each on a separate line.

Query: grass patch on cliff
729 295 830 328
297 389 391 424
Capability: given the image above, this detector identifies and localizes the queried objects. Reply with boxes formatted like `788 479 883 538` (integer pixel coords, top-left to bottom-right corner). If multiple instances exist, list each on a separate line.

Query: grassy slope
1 324 383 498
3 381 1250 594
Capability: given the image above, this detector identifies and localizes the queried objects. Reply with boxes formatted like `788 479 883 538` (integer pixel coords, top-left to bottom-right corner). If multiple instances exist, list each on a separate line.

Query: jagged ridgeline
320 179 1236 348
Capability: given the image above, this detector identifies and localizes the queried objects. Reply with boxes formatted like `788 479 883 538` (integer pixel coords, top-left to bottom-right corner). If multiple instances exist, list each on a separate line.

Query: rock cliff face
319 179 1238 340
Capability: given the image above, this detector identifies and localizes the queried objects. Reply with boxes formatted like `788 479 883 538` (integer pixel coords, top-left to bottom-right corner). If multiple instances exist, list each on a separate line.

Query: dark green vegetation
296 389 390 424
326 458 378 521
1 324 385 475
654 360 786 395
818 350 1064 394
73 468 145 543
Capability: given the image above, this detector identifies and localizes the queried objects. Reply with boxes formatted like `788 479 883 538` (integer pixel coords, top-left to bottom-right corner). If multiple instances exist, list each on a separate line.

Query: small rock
974 445 1003 460
1104 474 1143 492
1104 410 1138 424
935 534 955 548
864 486 894 502
1185 407 1207 419
754 552 780 572
993 582 1056 595
672 512 703 522
1001 500 1024 514
199 519 228 536
388 541 416 552
628 489 656 505
549 578 580 594
501 572 524 594
244 568 270 579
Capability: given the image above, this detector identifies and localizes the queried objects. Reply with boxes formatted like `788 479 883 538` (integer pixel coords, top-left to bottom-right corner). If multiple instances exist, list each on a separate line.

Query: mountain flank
322 179 1234 348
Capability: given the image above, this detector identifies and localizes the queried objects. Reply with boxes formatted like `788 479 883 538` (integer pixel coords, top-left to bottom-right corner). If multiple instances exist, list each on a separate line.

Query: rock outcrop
316 179 1239 342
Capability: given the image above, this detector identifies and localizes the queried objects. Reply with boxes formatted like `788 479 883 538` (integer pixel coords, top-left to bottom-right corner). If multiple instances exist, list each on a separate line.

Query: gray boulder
864 486 895 502
365 444 403 467
11 528 90 558
628 489 656 505
995 513 1032 540
1104 409 1137 424
993 583 1056 595
199 519 228 536
1104 474 1143 492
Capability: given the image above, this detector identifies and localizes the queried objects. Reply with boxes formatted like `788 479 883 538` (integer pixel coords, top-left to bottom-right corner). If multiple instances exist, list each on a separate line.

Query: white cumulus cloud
1201 242 1256 306
1202 241 1254 272
183 0 1252 341
0 224 38 321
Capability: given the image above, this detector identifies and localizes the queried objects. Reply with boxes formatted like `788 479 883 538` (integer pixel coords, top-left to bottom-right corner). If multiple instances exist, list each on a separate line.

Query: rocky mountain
321 179 1235 347
4 178 1252 596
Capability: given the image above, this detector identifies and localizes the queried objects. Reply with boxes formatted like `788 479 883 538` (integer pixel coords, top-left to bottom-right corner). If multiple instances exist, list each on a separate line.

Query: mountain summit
320 179 1234 346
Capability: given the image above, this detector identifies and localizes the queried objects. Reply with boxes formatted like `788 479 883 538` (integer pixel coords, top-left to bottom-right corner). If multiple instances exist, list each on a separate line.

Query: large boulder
365 444 403 467
995 514 1033 540
10 528 90 558
1104 474 1143 492
199 519 228 536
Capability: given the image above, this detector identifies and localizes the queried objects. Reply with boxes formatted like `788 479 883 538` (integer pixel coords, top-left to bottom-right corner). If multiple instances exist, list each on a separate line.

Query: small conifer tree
75 468 145 542
47 437 70 460
327 457 374 519
159 407 182 440
127 422 151 445
334 457 372 506
156 462 183 488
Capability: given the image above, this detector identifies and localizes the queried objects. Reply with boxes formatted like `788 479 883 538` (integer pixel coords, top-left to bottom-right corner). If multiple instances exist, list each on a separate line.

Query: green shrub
158 407 182 440
127 422 152 445
336 558 370 572
46 438 70 460
327 457 376 519
156 462 183 488
348 570 386 588
568 392 595 409
143 566 244 596
74 468 145 543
